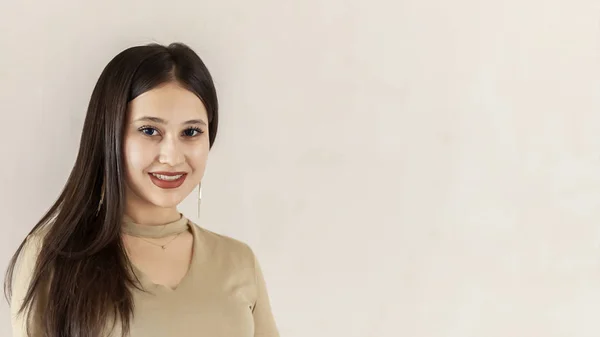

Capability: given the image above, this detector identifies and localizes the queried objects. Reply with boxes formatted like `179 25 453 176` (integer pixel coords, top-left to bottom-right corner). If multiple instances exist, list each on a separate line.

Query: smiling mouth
148 172 188 189
150 173 185 181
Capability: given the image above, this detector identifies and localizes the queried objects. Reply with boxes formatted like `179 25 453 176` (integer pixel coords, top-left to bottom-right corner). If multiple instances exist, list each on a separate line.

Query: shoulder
10 225 50 320
11 224 52 294
15 226 49 272
188 220 258 270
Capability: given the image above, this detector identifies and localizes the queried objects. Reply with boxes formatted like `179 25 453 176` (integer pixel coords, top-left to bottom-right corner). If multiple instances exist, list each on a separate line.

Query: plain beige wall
1 0 599 336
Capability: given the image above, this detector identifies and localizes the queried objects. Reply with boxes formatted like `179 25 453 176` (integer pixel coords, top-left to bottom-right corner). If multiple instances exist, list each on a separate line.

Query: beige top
10 215 280 337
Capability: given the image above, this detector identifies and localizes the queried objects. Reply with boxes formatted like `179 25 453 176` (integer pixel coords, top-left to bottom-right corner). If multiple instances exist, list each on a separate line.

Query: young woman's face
123 81 210 209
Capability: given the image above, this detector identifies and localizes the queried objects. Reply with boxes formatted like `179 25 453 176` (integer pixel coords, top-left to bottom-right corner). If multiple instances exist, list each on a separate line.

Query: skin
123 81 210 225
121 81 210 288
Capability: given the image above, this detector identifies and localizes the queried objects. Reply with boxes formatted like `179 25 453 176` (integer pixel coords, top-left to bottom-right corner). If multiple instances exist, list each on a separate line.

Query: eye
182 127 204 137
138 126 160 136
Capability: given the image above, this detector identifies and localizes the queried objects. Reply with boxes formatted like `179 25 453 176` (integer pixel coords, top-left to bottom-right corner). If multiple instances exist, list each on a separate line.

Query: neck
123 184 183 225
124 202 181 227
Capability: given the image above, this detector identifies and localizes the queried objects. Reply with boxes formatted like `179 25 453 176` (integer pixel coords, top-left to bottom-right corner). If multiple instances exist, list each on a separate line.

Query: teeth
151 173 183 181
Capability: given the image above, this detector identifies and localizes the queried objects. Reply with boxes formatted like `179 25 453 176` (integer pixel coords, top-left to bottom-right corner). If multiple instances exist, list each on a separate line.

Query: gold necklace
131 231 184 250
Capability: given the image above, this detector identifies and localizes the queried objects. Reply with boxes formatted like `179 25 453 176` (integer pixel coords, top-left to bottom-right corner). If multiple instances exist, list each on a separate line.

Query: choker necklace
121 213 189 240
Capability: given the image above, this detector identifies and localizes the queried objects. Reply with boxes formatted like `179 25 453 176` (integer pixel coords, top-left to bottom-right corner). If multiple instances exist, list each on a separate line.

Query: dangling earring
96 179 105 216
197 182 203 219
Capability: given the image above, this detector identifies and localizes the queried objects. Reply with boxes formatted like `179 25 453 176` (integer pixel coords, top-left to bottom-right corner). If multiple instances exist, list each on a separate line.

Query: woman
4 42 279 337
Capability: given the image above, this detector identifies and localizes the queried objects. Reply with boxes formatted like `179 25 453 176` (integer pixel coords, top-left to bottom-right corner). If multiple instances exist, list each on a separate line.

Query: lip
148 172 188 189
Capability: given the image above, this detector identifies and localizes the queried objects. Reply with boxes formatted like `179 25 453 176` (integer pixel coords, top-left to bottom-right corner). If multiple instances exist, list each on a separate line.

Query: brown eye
139 126 159 136
182 127 203 137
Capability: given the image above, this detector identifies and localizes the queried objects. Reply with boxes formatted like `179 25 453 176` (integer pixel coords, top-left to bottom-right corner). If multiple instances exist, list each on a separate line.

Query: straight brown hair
4 42 219 337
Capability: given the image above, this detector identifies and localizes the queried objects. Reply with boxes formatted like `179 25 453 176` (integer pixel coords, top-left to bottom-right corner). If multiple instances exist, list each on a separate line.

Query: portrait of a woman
5 42 279 337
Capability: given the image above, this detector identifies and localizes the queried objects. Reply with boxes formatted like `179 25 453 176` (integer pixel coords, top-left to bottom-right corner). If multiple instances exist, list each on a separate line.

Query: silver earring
197 182 202 219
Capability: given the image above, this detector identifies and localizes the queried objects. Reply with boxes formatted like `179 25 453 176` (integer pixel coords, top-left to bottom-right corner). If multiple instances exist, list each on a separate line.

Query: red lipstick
148 172 187 189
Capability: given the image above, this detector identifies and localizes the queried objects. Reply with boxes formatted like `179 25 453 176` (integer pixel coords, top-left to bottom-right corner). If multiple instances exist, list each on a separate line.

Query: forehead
127 82 208 122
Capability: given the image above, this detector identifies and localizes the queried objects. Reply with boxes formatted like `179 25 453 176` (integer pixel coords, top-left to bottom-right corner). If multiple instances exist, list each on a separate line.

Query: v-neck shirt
10 215 280 337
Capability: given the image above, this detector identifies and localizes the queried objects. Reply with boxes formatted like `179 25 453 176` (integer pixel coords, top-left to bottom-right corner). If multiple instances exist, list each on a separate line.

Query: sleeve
252 253 280 337
10 234 43 337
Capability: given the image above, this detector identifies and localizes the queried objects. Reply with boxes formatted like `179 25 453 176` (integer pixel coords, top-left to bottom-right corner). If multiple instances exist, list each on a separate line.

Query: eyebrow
135 116 207 126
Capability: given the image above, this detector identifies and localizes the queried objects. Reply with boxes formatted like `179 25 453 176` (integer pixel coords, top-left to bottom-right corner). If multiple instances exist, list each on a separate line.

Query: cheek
124 137 155 174
187 143 209 171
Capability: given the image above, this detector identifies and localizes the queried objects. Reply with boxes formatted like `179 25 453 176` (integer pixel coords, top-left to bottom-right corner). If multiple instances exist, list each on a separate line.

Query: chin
147 195 186 209
152 199 183 208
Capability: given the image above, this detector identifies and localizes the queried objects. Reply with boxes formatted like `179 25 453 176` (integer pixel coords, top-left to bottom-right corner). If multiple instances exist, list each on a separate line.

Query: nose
157 134 184 167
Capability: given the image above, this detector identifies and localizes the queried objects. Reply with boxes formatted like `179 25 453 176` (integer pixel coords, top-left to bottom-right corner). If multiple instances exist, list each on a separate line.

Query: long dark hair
4 42 219 337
